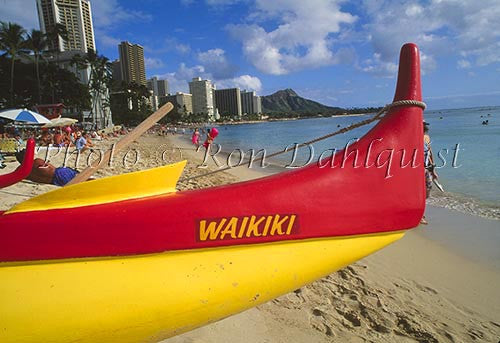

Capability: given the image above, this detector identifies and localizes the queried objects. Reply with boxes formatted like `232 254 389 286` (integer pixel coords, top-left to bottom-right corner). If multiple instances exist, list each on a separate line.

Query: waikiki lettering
197 214 299 242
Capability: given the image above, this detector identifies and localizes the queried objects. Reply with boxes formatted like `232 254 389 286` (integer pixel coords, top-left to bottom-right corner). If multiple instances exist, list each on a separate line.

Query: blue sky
1 0 500 109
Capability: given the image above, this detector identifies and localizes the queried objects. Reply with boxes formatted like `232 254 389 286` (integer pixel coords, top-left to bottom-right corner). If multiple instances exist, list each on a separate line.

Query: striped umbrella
0 108 51 124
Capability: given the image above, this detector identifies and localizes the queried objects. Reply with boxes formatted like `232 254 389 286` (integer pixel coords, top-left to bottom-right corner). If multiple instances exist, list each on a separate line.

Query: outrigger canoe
0 43 425 343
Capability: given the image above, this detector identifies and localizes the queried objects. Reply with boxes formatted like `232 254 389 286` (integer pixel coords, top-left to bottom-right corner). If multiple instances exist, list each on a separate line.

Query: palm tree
26 29 47 103
71 49 112 128
0 21 28 106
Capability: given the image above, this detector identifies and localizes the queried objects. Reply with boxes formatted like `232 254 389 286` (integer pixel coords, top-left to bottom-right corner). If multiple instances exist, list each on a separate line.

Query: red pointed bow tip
393 43 422 102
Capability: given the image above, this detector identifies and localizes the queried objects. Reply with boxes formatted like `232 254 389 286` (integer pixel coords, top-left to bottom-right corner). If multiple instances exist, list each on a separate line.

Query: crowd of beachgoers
0 124 128 150
0 122 217 150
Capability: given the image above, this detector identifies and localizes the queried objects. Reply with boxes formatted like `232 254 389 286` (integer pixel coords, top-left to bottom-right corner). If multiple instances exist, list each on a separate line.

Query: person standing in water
421 122 438 225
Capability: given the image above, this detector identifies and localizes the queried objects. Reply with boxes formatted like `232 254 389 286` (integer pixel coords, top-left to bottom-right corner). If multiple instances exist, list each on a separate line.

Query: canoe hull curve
0 231 404 343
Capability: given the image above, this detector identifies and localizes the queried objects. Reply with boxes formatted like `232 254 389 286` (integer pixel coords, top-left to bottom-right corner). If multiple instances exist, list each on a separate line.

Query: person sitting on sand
14 132 24 146
62 131 72 147
53 131 63 147
75 131 93 153
40 130 52 146
91 131 101 141
84 132 95 148
15 149 79 186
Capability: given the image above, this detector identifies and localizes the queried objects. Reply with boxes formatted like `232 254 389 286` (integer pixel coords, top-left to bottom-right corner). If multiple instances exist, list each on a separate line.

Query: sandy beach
1 133 499 342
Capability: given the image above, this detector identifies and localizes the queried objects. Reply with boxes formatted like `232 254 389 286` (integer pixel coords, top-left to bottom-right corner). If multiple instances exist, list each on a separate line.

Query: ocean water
207 106 500 219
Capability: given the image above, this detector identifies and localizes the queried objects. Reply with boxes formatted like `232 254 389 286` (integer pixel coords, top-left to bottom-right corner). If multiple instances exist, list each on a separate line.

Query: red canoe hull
0 44 425 262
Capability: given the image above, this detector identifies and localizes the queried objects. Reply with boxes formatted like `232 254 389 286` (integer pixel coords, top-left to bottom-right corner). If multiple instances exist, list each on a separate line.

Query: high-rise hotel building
36 0 95 53
241 90 262 115
215 88 242 117
118 41 147 86
189 77 216 120
36 0 112 129
147 77 169 97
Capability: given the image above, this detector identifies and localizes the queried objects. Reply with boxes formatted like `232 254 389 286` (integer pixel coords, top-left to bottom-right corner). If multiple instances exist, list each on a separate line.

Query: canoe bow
0 43 425 343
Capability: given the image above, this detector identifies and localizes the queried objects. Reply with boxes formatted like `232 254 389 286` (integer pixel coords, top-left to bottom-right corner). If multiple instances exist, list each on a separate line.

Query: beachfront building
147 77 169 110
36 0 95 53
241 90 262 115
160 92 193 116
111 60 122 82
147 77 169 97
189 77 216 121
215 88 242 118
118 41 147 86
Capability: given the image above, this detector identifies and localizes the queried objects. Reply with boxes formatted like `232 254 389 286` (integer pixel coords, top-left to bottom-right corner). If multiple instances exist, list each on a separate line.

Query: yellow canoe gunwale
0 230 406 343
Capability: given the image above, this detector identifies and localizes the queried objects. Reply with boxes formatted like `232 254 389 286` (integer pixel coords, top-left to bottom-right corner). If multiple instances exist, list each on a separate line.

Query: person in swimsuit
191 128 200 148
421 122 438 224
203 127 219 149
15 150 79 186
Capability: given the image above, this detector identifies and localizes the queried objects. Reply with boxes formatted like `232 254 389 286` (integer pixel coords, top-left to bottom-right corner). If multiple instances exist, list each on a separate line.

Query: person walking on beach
191 128 201 148
421 122 438 225
203 127 219 150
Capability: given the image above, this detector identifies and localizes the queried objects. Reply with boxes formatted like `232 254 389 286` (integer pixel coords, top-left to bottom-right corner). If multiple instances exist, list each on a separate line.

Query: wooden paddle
65 102 174 186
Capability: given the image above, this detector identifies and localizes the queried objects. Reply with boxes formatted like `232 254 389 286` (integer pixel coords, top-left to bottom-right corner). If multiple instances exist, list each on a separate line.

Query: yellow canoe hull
0 231 404 343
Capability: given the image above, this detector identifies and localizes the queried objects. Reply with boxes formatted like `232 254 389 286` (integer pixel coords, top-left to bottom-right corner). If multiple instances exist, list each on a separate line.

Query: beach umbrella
0 108 51 124
43 117 78 128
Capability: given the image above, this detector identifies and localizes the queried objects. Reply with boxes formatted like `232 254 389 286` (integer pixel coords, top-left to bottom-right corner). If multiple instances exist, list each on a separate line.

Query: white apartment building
241 90 262 115
188 77 216 120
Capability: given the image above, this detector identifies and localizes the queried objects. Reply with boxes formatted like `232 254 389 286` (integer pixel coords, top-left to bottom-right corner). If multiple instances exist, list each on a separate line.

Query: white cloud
419 52 437 75
157 63 207 93
90 0 152 29
180 0 196 6
145 57 165 70
360 50 436 77
363 0 500 69
145 38 191 56
97 31 121 47
359 53 398 78
176 43 191 54
217 75 262 92
0 1 39 30
227 0 357 75
197 48 238 79
457 59 471 69
157 62 262 94
206 0 241 5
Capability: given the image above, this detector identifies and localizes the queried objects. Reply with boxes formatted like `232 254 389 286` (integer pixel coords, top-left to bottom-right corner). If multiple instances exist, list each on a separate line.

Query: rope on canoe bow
178 100 426 183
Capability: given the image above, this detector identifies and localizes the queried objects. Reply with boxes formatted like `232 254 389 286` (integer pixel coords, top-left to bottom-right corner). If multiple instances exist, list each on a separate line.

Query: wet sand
1 133 499 342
